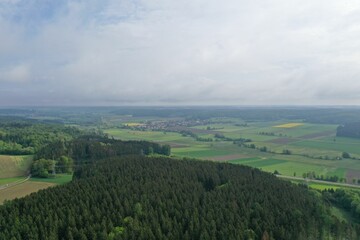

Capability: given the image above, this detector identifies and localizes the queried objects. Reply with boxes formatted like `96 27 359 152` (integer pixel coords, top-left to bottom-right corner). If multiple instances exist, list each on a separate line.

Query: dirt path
0 175 31 190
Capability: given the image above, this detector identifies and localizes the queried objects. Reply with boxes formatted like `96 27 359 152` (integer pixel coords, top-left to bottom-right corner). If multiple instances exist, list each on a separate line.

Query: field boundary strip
276 175 360 189
273 123 304 128
0 175 30 190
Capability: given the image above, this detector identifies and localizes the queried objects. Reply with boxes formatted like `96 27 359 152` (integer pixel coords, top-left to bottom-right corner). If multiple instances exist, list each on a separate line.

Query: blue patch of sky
3 1 65 23
89 0 144 26
0 0 68 35
1 0 146 31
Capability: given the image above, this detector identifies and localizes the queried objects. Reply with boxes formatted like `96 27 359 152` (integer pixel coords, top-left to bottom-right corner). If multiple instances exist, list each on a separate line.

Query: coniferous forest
1 154 359 239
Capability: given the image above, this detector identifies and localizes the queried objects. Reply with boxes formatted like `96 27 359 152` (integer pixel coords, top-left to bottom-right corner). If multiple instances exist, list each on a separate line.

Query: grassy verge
30 174 73 185
289 179 360 191
0 177 27 185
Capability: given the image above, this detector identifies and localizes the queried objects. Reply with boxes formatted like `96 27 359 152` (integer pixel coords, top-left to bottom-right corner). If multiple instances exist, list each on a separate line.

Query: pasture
104 129 190 143
30 174 73 185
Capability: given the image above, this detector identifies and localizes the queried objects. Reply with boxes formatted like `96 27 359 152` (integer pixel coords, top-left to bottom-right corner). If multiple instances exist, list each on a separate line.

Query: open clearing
0 181 55 204
30 174 73 185
0 155 33 178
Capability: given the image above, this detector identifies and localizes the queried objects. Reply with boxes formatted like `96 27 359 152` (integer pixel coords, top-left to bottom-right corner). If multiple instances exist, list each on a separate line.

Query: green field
105 129 191 142
0 177 26 185
104 119 360 185
291 138 360 155
30 174 73 185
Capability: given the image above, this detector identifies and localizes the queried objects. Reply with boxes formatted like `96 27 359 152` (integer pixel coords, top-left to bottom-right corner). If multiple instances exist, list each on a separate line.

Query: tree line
31 135 171 177
337 123 360 139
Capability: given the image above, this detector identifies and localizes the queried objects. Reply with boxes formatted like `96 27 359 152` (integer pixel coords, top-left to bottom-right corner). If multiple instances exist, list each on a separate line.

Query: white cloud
0 64 30 82
1 0 360 105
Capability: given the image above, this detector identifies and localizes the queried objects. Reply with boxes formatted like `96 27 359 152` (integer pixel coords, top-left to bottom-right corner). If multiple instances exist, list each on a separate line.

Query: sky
1 0 360 106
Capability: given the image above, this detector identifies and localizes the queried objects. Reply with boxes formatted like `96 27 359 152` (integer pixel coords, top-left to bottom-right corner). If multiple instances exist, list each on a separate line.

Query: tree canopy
1 155 358 239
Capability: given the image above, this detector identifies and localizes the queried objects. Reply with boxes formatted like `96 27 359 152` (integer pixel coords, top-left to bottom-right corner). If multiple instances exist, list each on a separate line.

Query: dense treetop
0 120 82 155
337 123 360 139
35 135 171 162
1 156 359 239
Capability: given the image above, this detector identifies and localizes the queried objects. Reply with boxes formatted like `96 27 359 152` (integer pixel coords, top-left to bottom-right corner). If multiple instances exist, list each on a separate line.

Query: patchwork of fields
1 118 359 204
104 120 360 184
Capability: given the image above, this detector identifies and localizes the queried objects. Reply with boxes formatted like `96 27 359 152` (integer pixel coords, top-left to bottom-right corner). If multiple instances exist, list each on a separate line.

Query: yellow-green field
0 155 33 178
124 122 144 127
273 123 304 128
105 129 192 143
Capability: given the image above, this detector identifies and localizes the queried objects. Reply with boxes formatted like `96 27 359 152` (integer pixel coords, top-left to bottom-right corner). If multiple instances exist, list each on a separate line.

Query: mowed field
104 119 360 183
0 181 55 204
0 155 33 178
0 174 73 204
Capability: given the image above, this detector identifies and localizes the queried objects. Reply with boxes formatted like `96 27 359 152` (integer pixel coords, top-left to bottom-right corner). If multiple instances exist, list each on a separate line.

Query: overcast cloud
1 0 360 106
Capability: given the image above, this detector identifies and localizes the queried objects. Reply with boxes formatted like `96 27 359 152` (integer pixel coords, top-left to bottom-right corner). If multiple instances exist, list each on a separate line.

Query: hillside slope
1 156 359 239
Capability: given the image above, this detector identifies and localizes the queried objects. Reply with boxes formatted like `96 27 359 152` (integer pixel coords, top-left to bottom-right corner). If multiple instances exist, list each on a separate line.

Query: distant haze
1 1 360 106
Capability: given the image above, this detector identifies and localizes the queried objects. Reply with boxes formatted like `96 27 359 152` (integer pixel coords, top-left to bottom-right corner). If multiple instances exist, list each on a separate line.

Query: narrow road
275 174 360 189
0 175 31 190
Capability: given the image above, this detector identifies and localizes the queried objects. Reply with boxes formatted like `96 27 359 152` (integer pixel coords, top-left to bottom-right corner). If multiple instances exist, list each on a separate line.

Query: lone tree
342 152 351 159
282 149 292 155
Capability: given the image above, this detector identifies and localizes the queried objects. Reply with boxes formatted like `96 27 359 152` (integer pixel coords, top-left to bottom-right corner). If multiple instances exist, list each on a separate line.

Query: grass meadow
30 174 73 185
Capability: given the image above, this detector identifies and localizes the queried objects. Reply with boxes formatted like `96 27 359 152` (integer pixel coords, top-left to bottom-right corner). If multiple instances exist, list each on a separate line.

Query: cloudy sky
1 0 360 106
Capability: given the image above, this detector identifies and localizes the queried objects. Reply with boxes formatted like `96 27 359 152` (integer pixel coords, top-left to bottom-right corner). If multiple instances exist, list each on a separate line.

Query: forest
0 119 82 155
337 123 360 138
1 154 359 239
29 134 171 177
